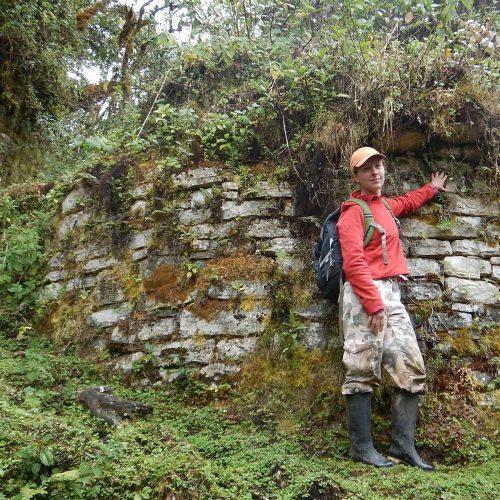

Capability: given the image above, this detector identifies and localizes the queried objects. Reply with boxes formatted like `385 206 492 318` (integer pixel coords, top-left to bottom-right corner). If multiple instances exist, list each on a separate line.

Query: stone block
38 283 64 301
137 318 178 340
445 194 498 216
246 219 291 239
190 250 217 260
131 248 148 261
160 339 216 364
282 200 294 216
451 239 499 257
400 216 480 240
178 208 212 225
49 254 64 270
294 301 334 321
74 244 109 263
207 282 240 300
479 393 500 408
58 212 90 239
411 239 452 258
130 183 153 199
87 303 132 328
191 239 218 252
491 257 500 266
222 181 239 191
128 229 154 250
298 322 330 349
62 187 88 214
241 281 268 299
443 256 481 279
493 266 500 281
66 275 97 291
45 271 65 282
257 238 298 256
242 181 292 199
130 200 147 219
199 363 240 379
190 189 213 209
159 369 185 383
480 260 492 277
434 341 453 356
110 325 136 344
485 307 500 323
96 281 125 306
221 200 275 220
113 352 145 374
275 255 305 273
451 303 484 314
445 277 498 304
406 258 441 277
207 280 266 300
138 255 183 279
179 306 269 338
83 257 118 274
215 337 258 361
190 222 236 239
172 168 221 189
428 312 472 331
470 371 493 387
402 282 442 301
486 220 500 239
222 190 238 200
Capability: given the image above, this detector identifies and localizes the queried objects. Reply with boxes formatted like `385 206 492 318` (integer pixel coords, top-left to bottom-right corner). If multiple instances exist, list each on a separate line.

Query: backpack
312 198 398 301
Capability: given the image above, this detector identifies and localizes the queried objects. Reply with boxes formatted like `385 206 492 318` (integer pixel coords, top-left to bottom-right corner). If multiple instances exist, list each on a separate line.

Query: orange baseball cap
349 147 386 171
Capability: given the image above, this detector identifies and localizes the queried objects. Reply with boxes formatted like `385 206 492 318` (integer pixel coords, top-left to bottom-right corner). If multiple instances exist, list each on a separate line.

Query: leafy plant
200 103 266 166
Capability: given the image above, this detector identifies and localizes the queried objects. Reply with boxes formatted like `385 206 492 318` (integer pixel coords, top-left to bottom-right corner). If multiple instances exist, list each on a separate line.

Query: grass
0 334 499 499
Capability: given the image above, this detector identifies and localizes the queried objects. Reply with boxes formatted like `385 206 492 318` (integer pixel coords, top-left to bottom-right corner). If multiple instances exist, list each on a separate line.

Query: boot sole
387 454 434 472
351 456 394 468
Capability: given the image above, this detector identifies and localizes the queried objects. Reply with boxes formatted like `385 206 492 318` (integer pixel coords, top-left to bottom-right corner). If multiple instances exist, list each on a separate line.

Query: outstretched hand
430 171 448 192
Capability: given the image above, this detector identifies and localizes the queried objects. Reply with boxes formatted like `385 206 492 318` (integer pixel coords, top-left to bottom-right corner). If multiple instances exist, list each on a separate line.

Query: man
337 146 448 470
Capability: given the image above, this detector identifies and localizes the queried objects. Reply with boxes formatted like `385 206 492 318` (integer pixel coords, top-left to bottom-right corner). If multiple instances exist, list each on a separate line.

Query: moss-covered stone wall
38 147 499 401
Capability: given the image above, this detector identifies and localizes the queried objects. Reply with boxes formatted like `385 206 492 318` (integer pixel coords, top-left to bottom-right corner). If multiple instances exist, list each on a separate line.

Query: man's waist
378 274 408 282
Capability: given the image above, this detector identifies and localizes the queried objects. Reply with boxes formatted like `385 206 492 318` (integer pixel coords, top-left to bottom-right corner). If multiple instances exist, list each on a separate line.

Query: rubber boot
388 389 434 472
345 393 394 467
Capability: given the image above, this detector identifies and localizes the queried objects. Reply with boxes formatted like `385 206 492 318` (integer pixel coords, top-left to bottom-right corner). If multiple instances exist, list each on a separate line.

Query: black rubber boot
388 389 434 472
346 393 394 467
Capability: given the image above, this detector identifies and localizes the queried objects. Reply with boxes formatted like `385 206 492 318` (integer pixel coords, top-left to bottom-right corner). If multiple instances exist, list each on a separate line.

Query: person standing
337 147 448 470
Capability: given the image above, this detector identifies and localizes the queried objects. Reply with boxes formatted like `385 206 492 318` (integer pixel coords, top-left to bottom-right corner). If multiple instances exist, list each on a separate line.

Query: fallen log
78 386 152 426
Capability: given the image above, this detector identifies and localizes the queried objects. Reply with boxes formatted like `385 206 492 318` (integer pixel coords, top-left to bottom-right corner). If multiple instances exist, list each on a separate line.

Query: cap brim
352 153 386 169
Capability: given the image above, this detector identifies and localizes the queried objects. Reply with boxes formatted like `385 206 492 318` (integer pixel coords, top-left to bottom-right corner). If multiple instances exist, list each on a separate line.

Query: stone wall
39 157 499 386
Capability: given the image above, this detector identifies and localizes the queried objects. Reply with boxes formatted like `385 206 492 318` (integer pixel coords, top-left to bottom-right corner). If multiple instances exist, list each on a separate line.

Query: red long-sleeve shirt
337 184 437 315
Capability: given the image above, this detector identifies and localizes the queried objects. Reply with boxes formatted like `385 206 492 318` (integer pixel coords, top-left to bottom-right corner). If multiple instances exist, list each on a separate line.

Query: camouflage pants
341 279 426 395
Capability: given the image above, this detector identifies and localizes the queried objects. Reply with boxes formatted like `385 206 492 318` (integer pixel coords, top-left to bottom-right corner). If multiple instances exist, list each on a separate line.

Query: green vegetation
0 186 63 334
1 0 498 196
1 334 499 499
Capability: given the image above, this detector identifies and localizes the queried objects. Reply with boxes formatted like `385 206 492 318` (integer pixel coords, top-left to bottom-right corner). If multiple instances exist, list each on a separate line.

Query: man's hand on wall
430 171 448 192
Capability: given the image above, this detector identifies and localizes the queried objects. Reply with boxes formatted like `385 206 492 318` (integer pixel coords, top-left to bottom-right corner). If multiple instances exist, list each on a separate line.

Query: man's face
352 157 385 195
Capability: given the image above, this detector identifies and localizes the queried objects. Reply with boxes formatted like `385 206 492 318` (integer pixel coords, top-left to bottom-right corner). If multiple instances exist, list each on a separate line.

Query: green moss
408 299 444 322
439 328 479 357
1 333 499 499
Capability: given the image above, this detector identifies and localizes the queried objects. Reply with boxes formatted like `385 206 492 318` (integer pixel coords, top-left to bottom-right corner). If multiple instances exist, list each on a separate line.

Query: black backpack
312 198 397 301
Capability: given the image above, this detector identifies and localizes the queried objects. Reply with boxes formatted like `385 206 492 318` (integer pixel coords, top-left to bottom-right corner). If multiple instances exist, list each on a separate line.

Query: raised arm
388 171 448 217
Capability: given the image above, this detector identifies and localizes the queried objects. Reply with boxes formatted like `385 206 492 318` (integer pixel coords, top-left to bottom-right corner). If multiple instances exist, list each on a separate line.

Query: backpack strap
345 198 393 265
345 198 374 247
381 198 400 228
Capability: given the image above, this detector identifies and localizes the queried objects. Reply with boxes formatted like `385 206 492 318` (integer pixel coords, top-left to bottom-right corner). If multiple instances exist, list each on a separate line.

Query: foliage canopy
0 0 498 186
